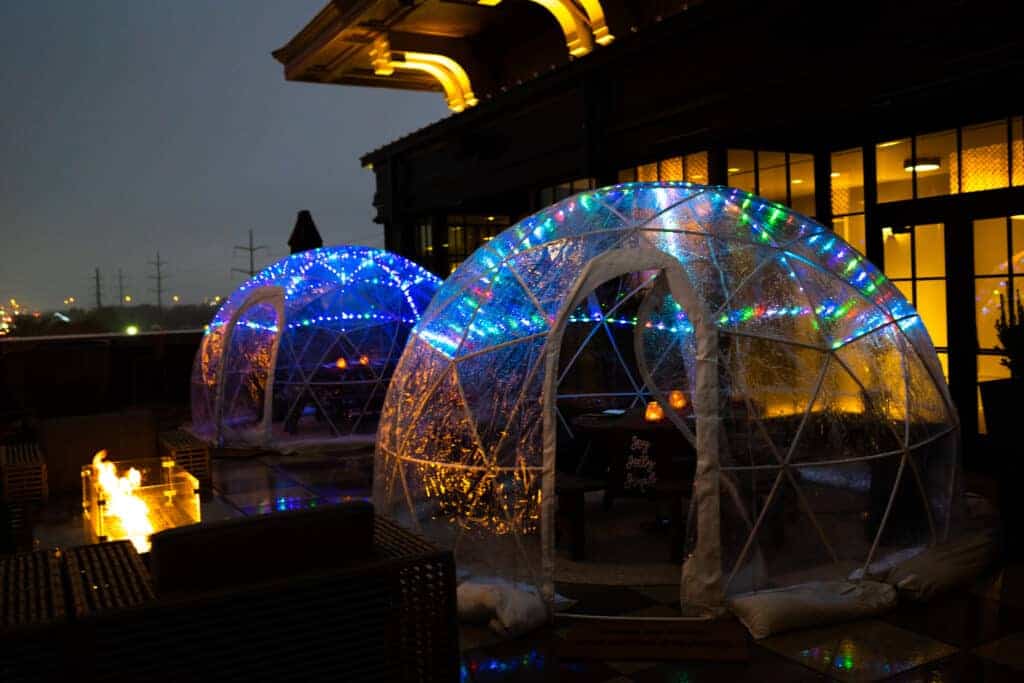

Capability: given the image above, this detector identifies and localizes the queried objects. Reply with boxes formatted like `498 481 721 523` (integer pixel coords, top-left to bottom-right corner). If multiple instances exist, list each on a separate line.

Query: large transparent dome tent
375 182 963 618
191 246 441 448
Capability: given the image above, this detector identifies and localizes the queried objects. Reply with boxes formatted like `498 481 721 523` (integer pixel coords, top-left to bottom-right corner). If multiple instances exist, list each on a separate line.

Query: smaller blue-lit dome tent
191 246 441 447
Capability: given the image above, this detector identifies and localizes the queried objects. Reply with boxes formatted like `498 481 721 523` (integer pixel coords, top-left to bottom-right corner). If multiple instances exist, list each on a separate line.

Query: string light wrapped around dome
190 246 441 447
375 182 963 618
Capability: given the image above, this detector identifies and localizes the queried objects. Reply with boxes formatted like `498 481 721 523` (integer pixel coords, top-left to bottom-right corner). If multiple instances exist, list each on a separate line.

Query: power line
93 268 103 309
233 229 267 278
148 251 166 310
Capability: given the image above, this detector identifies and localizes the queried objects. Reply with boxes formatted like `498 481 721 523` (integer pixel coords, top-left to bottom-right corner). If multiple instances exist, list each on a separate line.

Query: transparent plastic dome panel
376 183 961 610
191 246 441 446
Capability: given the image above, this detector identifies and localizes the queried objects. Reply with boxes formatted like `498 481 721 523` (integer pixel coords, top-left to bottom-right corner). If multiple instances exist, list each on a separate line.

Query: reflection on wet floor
28 450 1024 681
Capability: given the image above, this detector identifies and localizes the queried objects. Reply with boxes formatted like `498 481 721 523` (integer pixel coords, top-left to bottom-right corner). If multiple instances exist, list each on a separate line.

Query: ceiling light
903 157 941 173
727 167 740 173
878 140 904 149
791 179 804 185
830 172 841 178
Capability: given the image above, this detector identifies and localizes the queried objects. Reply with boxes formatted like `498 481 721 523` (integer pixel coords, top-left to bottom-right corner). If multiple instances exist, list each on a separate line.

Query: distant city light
124 295 133 303
125 325 139 336
172 295 180 303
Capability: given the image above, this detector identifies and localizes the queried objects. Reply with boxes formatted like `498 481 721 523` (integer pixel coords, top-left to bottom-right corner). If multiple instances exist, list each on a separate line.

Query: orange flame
92 450 154 553
644 401 665 422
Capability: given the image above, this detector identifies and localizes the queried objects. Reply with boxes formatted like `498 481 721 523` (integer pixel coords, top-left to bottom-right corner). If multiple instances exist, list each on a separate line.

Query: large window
618 151 708 184
883 223 948 376
830 148 866 254
876 117 1024 203
416 220 433 262
973 215 1024 431
444 214 509 274
727 149 816 217
539 178 594 208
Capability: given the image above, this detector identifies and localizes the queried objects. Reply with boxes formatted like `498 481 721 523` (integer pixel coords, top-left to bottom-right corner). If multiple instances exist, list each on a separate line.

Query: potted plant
979 289 1024 445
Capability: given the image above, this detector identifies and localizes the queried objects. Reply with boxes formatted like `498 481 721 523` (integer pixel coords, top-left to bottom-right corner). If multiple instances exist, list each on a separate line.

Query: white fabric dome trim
375 182 960 614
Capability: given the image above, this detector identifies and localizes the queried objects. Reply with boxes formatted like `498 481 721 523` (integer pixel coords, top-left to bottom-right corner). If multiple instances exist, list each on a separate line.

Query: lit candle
668 390 688 410
645 401 665 422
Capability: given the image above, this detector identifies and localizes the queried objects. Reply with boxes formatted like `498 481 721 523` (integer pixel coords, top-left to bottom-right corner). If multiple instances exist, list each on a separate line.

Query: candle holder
668 390 688 410
644 401 665 422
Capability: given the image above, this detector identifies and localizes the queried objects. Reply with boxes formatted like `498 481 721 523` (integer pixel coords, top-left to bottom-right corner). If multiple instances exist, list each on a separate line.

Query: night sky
0 1 448 310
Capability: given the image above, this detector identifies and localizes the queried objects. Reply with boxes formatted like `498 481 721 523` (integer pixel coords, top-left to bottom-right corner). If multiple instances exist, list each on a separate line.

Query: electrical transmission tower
233 229 266 278
148 252 166 310
93 268 103 309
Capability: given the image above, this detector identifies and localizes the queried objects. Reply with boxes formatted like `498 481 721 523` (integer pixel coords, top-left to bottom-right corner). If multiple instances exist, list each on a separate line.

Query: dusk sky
0 1 448 310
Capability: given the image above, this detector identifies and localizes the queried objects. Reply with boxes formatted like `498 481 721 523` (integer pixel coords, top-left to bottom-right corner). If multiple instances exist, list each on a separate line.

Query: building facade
276 0 1024 441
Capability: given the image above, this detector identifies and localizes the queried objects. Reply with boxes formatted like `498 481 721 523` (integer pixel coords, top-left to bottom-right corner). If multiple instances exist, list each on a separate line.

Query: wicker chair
1 504 459 682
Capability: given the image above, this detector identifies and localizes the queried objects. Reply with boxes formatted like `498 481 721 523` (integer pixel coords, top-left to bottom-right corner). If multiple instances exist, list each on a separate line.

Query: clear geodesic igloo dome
191 246 441 448
375 182 964 616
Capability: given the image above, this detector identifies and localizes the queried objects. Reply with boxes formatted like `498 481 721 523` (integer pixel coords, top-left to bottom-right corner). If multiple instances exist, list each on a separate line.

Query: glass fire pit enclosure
376 182 963 616
191 246 441 447
82 452 200 554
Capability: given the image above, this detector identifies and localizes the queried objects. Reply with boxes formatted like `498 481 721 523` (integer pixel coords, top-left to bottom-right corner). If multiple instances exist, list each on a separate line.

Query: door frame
540 246 723 612
214 286 286 446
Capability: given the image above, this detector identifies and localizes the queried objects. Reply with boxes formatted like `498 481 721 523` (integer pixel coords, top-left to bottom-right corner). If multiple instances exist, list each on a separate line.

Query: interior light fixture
727 167 740 173
830 172 841 178
903 157 941 173
791 179 804 185
878 140 904 149
477 0 502 5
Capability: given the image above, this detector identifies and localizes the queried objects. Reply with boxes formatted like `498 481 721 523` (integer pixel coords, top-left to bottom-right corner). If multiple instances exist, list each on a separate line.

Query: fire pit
82 450 200 553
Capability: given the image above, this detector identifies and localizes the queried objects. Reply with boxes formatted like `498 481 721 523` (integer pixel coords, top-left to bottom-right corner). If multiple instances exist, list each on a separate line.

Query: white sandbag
728 580 897 639
456 579 548 637
881 530 999 601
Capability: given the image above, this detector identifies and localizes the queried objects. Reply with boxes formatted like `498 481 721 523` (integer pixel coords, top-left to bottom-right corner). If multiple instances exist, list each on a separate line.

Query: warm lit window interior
618 151 708 185
883 223 948 375
726 149 816 217
876 117 1024 203
830 148 866 254
539 178 595 207
973 215 1024 431
444 214 509 273
417 220 433 260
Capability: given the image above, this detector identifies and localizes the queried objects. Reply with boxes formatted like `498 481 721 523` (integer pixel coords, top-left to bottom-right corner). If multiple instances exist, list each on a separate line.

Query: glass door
972 215 1024 431
882 222 949 377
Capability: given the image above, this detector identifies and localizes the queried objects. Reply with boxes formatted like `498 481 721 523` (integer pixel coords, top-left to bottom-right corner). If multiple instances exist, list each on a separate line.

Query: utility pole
93 268 103 309
233 229 266 278
118 269 125 306
148 251 166 310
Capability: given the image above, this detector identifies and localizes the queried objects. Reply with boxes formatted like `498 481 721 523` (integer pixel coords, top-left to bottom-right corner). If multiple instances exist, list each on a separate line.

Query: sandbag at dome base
728 580 897 640
850 529 1000 602
457 579 548 638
